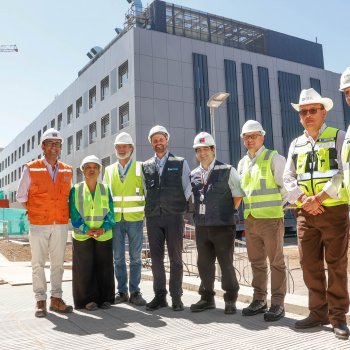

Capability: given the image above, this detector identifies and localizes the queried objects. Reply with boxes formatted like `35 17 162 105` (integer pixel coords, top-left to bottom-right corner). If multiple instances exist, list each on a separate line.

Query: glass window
38 130 41 145
51 118 55 128
89 122 97 144
89 86 96 109
57 113 63 130
118 61 128 88
119 103 129 130
43 125 47 133
101 76 109 101
241 63 256 120
31 136 35 150
76 130 82 151
67 136 73 155
67 105 73 125
76 97 82 118
27 139 30 153
101 114 110 139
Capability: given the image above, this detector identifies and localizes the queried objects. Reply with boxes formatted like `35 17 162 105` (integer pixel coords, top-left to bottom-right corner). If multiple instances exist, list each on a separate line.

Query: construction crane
0 45 18 52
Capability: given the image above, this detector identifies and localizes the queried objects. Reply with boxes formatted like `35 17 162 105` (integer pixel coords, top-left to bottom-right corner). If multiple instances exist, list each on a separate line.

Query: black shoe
172 297 184 311
114 292 129 304
190 299 216 312
333 323 349 340
294 315 330 329
129 292 147 306
224 301 237 315
145 295 168 311
264 304 285 322
242 300 267 316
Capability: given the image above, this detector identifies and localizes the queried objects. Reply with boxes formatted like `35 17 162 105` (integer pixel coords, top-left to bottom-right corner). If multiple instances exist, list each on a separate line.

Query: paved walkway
0 258 349 349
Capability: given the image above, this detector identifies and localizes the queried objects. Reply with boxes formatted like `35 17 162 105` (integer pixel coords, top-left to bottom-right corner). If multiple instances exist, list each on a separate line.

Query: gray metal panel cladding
277 71 302 156
224 59 241 167
258 66 274 150
110 107 118 134
110 68 117 95
241 63 256 121
192 53 210 133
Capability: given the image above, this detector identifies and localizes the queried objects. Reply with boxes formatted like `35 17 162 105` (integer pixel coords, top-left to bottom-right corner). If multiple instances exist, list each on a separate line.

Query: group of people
16 66 350 341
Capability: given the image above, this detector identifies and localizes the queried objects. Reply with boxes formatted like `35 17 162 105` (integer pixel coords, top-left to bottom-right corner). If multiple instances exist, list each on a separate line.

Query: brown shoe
49 297 73 314
35 300 47 318
294 314 329 329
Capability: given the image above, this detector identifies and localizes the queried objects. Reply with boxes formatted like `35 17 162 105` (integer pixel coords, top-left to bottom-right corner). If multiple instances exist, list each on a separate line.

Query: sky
0 0 348 148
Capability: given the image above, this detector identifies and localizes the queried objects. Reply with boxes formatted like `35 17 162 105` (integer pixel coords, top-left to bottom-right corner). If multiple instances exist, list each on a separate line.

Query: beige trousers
29 224 68 301
245 216 286 305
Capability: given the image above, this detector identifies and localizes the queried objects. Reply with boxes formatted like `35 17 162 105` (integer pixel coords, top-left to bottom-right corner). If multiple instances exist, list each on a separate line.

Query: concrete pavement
0 256 349 349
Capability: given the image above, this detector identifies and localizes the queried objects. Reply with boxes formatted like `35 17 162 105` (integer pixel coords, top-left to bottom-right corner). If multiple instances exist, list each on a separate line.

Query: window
18 146 21 158
38 130 41 145
118 61 128 88
101 156 111 178
43 125 47 133
18 167 21 179
76 130 82 151
31 136 35 150
89 86 96 109
11 153 14 164
67 105 73 125
101 114 110 139
76 97 82 118
76 168 83 183
27 139 30 153
57 113 63 130
119 102 129 130
89 122 97 144
22 144 25 156
67 136 73 155
51 118 55 128
100 76 109 101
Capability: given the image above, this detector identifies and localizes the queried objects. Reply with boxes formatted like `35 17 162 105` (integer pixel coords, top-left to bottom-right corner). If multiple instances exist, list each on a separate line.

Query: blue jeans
112 219 144 294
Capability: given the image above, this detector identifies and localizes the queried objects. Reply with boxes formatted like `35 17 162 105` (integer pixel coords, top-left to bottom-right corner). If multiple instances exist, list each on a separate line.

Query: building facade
1 0 350 206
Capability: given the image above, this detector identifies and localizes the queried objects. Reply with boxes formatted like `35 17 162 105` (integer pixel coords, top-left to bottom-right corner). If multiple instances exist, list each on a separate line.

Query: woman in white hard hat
69 155 116 311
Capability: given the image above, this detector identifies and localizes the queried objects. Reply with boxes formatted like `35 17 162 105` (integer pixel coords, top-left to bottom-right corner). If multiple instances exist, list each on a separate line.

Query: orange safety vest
27 160 72 225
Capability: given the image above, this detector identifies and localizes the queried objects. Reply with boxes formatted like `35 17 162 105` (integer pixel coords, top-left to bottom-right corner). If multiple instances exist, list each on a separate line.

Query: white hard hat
291 88 333 112
114 132 134 146
148 125 170 143
240 120 266 138
80 155 102 171
339 67 350 91
193 132 215 149
41 128 63 144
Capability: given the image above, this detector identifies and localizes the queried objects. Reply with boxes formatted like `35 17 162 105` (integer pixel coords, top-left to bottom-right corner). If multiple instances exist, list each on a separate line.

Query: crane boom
0 45 18 52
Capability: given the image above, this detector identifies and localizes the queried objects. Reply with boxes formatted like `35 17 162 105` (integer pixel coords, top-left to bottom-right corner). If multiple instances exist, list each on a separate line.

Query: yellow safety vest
293 126 348 207
104 161 145 222
342 125 350 201
72 182 112 241
241 149 284 219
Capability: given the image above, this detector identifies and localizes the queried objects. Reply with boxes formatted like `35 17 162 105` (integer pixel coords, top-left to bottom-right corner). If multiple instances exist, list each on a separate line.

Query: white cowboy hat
291 88 333 112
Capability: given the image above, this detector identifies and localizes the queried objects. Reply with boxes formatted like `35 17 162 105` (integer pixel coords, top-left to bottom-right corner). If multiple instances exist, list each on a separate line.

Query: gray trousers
146 214 184 298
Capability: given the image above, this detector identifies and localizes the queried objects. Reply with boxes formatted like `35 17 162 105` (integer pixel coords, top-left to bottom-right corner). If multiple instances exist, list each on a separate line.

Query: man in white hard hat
16 128 73 318
340 67 350 197
283 89 349 340
189 132 244 314
238 120 286 322
103 132 147 306
142 125 192 311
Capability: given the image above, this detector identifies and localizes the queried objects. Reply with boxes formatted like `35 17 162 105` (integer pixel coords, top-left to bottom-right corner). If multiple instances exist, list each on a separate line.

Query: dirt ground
0 239 72 262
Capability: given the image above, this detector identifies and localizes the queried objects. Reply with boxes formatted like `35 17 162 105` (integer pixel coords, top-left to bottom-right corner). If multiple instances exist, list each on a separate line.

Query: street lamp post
207 92 230 140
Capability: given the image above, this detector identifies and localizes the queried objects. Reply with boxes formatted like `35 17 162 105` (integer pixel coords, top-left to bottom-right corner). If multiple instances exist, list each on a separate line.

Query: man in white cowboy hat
283 88 349 340
238 120 287 322
339 67 350 195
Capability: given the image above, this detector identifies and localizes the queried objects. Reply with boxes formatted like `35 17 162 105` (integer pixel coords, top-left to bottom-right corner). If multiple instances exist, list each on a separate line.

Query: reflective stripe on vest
105 161 145 222
342 127 350 202
242 149 283 219
72 182 112 241
293 127 348 207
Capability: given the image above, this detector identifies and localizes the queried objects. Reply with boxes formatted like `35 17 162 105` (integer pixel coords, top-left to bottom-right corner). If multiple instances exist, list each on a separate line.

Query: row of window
0 61 129 174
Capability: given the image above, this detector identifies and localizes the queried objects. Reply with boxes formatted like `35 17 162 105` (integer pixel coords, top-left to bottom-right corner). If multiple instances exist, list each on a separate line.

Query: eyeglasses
243 134 262 141
44 141 62 148
299 107 324 117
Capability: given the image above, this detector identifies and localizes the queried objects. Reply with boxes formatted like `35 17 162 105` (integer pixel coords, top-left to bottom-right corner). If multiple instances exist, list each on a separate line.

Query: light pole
207 92 230 140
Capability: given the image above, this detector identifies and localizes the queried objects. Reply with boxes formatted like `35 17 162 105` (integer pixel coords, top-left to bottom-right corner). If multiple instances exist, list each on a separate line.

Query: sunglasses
243 134 262 141
299 107 324 117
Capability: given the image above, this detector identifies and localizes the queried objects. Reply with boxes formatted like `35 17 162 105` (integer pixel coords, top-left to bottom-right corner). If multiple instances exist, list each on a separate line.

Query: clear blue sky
0 0 348 148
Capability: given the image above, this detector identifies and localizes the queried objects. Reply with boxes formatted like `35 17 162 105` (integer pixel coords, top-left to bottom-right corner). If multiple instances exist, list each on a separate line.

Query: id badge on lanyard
199 169 211 215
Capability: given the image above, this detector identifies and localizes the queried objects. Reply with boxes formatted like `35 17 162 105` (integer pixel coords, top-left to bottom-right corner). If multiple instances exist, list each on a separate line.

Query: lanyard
118 161 132 181
199 167 213 202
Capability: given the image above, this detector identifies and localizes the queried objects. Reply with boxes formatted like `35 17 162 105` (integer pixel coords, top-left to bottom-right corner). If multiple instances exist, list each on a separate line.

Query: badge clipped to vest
199 204 206 215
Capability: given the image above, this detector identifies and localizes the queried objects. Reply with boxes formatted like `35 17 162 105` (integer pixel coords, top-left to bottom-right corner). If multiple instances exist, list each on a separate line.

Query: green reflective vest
342 125 350 201
104 161 145 222
241 149 284 219
72 182 113 241
293 126 348 207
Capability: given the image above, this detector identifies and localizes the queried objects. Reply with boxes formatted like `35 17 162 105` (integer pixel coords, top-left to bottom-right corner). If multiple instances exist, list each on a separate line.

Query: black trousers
196 225 239 302
72 238 115 309
146 214 184 298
